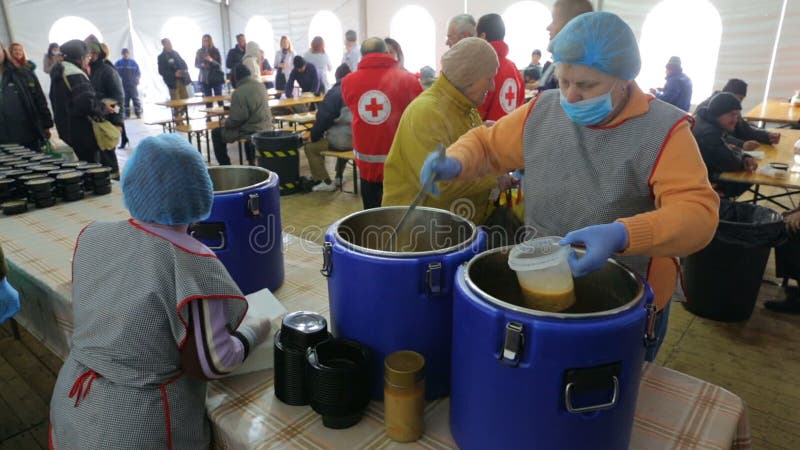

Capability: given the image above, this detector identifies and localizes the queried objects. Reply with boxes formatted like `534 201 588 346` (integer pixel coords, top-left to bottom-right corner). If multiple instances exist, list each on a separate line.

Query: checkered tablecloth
0 188 750 449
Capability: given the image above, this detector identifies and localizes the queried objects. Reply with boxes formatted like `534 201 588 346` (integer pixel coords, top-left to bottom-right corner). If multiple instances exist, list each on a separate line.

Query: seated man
767 207 800 313
696 78 781 148
650 56 692 112
383 37 500 224
304 64 353 191
692 92 757 198
285 55 321 98
211 64 272 165
523 49 542 86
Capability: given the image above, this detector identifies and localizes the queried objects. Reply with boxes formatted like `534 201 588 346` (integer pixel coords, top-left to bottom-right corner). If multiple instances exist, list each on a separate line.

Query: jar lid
282 311 326 334
384 350 425 388
507 236 567 272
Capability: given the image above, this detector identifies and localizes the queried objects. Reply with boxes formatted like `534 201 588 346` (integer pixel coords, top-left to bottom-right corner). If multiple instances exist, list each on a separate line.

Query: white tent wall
770 0 800 105
609 0 784 112
0 1 11 45
228 0 360 73
129 0 224 103
4 0 131 102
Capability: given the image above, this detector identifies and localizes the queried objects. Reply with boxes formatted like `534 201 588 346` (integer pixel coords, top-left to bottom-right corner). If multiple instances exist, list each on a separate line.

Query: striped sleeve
189 299 250 379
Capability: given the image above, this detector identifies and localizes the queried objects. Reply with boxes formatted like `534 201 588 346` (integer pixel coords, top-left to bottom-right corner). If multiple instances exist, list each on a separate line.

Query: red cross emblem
500 78 518 113
358 90 392 125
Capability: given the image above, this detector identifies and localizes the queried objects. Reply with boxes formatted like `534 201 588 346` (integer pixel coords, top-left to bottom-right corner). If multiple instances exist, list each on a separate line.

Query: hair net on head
549 11 640 80
441 37 498 90
122 134 213 226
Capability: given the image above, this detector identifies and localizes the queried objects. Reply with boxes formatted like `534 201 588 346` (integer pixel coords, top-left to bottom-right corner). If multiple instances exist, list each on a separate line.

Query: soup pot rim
333 206 478 257
463 246 645 319
208 165 274 195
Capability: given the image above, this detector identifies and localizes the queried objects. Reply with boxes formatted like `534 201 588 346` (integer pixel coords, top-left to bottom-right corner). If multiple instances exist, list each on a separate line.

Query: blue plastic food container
323 206 487 400
191 166 284 295
450 246 656 450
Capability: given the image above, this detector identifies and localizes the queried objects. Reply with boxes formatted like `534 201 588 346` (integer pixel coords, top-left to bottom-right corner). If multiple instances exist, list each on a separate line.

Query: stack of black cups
84 167 113 195
56 172 85 201
274 311 330 405
25 177 56 208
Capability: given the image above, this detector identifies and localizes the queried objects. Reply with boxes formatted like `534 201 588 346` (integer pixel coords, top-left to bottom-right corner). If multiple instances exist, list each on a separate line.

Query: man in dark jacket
225 34 247 87
1 41 53 150
285 56 321 98
696 78 781 147
157 38 190 101
539 0 594 92
692 92 757 198
49 40 112 163
650 56 693 112
115 48 142 119
305 63 353 191
86 38 124 173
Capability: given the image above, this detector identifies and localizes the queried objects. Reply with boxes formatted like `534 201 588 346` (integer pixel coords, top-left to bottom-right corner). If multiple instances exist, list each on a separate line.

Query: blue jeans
645 301 671 362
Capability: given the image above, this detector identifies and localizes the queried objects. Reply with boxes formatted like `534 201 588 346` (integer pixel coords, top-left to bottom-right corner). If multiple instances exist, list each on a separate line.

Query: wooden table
742 99 800 125
269 95 325 113
718 128 800 209
156 95 231 121
174 119 221 163
273 111 316 130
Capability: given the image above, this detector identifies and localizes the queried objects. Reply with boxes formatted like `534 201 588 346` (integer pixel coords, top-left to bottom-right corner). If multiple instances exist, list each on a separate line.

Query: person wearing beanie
693 91 758 198
475 13 525 121
211 63 272 165
48 39 114 162
284 54 321 98
421 11 719 361
383 37 501 224
86 37 125 171
305 63 353 191
115 48 143 119
341 37 423 209
696 78 781 146
49 134 272 449
649 55 693 111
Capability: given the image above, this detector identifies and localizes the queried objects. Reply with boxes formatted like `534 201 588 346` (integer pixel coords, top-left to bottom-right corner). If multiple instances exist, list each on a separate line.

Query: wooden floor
2 116 799 448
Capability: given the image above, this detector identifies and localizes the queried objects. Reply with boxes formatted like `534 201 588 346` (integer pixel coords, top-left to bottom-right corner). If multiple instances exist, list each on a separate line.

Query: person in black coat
157 38 191 101
49 40 113 163
1 41 53 149
86 38 124 174
692 92 758 198
695 78 781 147
225 33 246 87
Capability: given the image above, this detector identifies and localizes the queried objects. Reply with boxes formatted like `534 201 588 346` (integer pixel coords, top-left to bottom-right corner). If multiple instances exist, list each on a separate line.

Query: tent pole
1 0 15 43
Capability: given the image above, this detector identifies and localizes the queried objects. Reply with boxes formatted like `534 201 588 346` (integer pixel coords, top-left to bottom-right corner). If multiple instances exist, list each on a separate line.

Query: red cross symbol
365 97 384 117
505 85 516 106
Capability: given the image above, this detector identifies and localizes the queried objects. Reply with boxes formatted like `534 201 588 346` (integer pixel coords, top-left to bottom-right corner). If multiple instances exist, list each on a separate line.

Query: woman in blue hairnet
49 134 272 449
422 11 720 360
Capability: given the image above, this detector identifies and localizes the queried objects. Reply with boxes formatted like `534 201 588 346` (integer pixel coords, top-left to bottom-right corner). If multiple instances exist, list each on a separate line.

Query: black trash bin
252 131 303 195
683 200 787 321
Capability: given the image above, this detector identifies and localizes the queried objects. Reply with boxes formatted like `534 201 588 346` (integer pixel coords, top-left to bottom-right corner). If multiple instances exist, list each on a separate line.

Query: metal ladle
384 144 446 252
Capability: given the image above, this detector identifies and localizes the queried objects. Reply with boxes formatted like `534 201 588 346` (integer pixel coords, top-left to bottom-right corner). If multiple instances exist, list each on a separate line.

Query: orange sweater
447 84 720 309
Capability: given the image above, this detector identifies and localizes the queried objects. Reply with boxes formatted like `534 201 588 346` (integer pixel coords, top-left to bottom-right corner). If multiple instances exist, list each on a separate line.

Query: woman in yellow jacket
422 12 720 361
382 38 501 224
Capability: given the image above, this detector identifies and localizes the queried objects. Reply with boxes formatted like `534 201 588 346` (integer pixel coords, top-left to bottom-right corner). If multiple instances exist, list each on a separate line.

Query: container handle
425 262 443 296
563 362 621 414
497 322 524 367
189 222 226 251
321 242 333 277
643 303 657 347
247 193 261 217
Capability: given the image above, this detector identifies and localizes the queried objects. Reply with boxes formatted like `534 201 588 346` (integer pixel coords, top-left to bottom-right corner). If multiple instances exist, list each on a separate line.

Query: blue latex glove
560 222 629 277
419 150 462 196
0 278 21 323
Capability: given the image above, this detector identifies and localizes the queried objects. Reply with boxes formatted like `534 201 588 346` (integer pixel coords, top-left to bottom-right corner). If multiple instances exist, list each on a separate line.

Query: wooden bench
175 120 221 163
319 149 358 194
144 118 177 133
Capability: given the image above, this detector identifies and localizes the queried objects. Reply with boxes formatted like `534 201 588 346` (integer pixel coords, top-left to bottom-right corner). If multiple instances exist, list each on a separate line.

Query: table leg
205 131 211 163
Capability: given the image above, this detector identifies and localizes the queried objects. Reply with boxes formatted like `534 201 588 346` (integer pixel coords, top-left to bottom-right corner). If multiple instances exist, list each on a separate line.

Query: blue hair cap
122 134 213 226
550 11 641 80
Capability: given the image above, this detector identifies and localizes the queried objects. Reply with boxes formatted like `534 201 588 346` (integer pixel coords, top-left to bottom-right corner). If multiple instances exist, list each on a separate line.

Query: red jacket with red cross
477 40 525 121
341 53 423 182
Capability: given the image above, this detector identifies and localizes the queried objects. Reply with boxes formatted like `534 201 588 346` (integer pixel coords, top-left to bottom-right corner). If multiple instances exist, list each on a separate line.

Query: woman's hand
742 140 760 151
